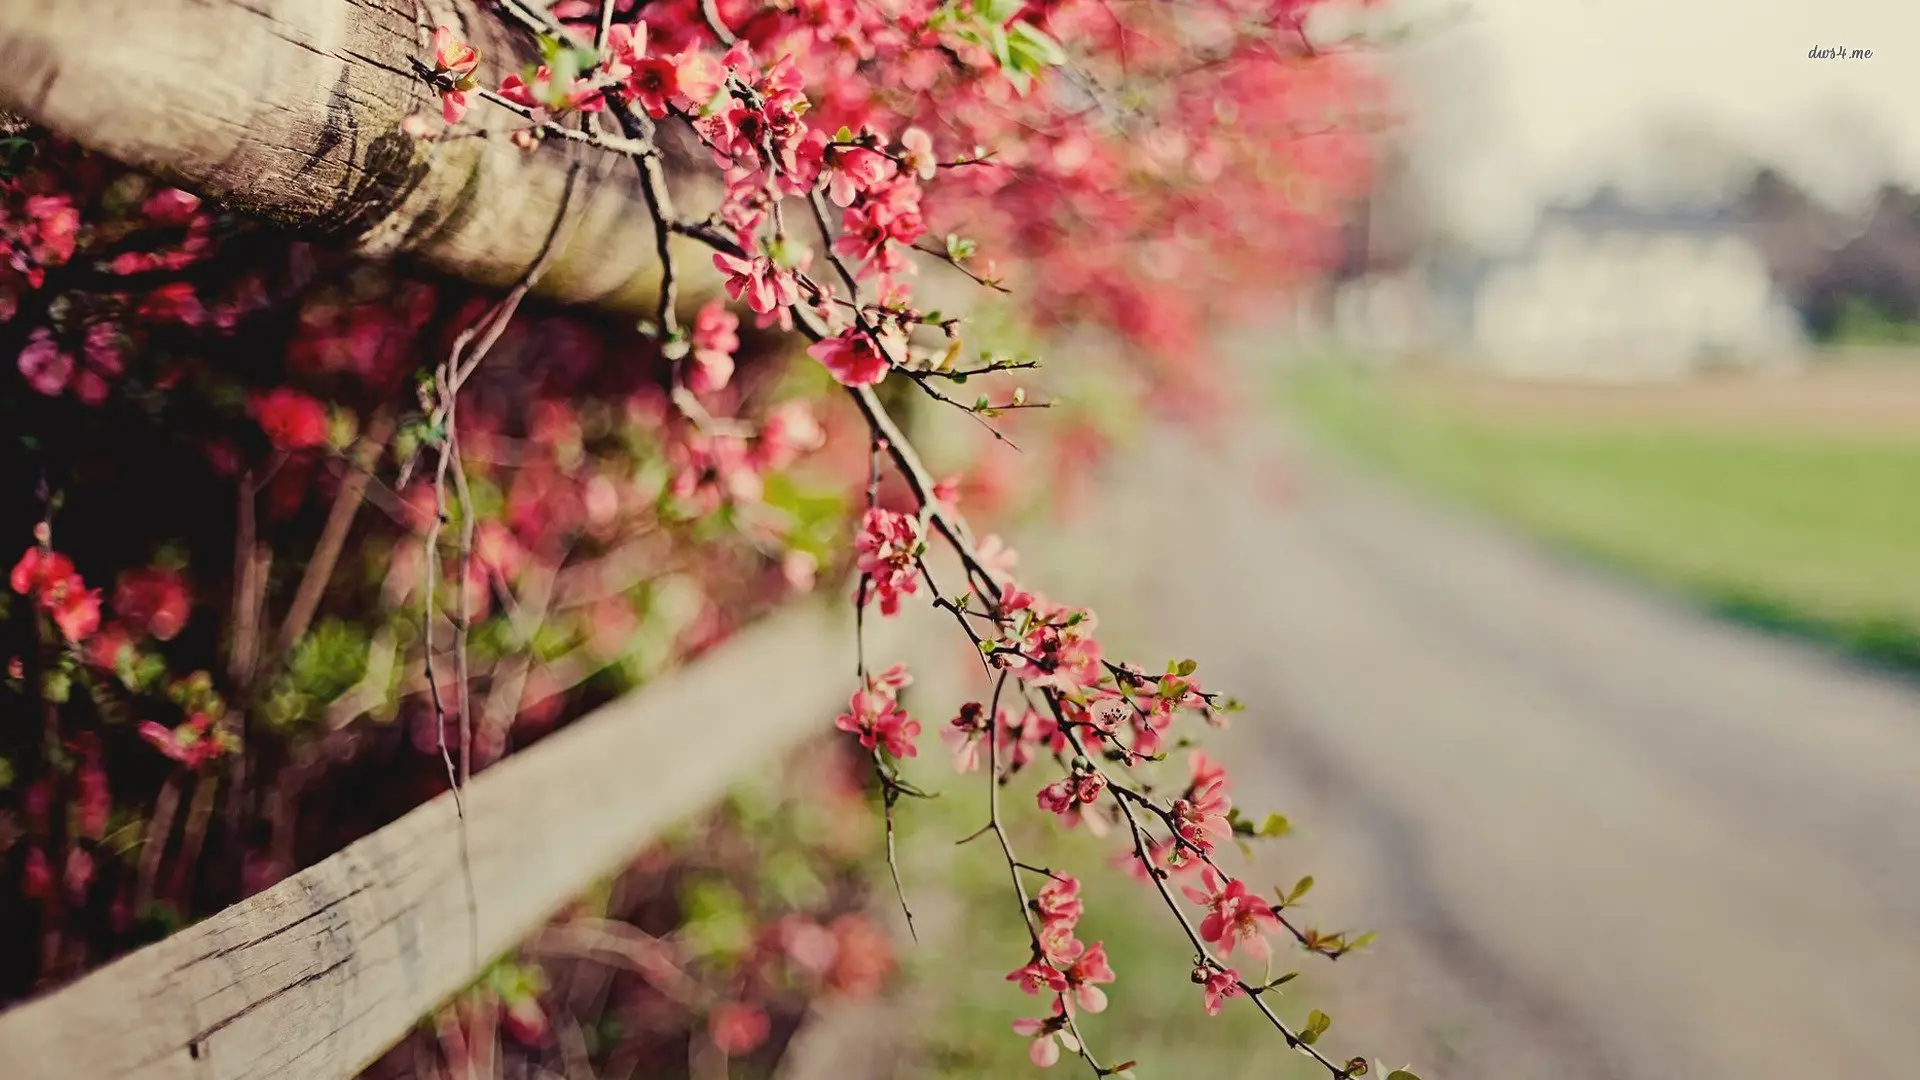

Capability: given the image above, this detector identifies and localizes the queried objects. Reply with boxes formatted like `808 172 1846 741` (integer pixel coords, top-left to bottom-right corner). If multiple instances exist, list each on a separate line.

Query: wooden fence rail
0 603 869 1080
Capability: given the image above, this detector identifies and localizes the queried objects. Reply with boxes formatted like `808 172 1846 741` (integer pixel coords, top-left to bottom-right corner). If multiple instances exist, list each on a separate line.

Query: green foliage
1285 361 1920 671
930 0 1069 95
1824 296 1920 346
1299 1008 1332 1046
261 618 372 731
681 877 754 963
761 472 849 563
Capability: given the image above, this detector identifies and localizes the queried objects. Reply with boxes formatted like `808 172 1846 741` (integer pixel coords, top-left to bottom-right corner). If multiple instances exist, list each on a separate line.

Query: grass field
1281 361 1920 670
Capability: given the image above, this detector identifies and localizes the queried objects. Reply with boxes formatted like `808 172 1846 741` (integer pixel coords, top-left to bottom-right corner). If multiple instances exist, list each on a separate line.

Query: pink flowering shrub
0 0 1427 1071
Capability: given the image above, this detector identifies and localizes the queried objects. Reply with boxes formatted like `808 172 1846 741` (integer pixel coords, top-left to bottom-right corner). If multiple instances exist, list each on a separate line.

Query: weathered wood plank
0 601 865 1080
0 0 709 309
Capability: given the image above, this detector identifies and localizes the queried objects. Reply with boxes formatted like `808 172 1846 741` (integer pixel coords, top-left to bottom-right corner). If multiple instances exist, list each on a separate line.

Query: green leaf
1264 971 1299 989
1346 930 1378 953
1300 1008 1332 1045
1287 874 1313 901
987 23 1012 69
1008 20 1068 67
1174 657 1198 676
1386 1073 1423 1080
978 0 1023 25
1258 812 1293 838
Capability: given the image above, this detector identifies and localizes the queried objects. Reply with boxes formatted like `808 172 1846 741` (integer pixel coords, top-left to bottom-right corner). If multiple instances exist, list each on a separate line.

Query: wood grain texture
0 601 871 1080
0 0 716 309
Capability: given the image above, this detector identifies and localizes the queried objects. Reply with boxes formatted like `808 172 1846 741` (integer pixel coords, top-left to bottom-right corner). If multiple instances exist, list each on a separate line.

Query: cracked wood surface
0 602 868 1080
0 0 709 309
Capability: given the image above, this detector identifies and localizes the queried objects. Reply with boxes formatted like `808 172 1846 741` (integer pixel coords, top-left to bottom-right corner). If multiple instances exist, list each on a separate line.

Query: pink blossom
808 327 892 387
1170 752 1234 852
871 662 913 692
900 126 938 179
686 301 738 394
833 688 920 758
998 707 1063 772
1064 941 1115 1013
1034 874 1083 929
603 21 646 79
1036 771 1108 834
1182 868 1281 962
432 25 479 77
712 251 799 315
781 550 818 592
975 533 1018 580
854 507 921 615
1007 957 1067 995
823 143 895 207
64 848 94 900
430 27 480 124
941 701 990 773
628 50 722 120
753 400 824 472
668 430 763 513
1198 964 1242 1015
17 328 71 396
1011 997 1079 1068
141 188 202 226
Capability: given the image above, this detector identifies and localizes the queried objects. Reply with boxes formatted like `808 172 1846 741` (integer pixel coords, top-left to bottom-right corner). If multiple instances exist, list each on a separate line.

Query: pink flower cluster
1036 768 1110 836
833 663 919 758
991 592 1105 696
1008 875 1114 1067
853 507 921 616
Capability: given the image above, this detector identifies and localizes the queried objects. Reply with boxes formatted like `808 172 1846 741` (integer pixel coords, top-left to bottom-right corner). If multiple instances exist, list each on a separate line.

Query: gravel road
1076 419 1920 1080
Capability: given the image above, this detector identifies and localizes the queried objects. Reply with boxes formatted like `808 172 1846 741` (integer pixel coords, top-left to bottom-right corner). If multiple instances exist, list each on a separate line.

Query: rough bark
0 0 709 309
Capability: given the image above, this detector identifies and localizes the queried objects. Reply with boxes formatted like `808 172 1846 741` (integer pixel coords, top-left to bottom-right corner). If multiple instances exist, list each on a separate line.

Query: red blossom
250 387 329 450
11 546 101 643
709 1001 771 1055
113 566 190 641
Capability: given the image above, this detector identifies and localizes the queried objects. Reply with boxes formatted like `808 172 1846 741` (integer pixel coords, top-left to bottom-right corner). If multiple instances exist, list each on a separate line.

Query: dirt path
1062 417 1920 1079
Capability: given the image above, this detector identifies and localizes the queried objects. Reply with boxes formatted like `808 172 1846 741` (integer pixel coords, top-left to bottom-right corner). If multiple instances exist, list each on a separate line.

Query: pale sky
1329 0 1920 249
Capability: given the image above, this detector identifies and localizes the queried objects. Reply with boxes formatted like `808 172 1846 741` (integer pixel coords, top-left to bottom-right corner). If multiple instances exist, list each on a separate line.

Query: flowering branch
389 8 1408 1075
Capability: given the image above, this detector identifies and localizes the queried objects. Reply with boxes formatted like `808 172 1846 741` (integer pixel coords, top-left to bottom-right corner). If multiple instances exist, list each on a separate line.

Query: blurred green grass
1281 362 1920 670
889 763 1325 1080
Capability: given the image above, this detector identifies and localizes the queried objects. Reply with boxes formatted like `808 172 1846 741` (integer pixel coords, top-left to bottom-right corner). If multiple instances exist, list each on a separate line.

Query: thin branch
273 412 394 658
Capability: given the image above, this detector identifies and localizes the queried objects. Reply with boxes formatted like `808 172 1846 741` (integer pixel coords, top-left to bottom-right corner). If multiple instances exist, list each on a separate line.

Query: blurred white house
1329 188 1808 379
